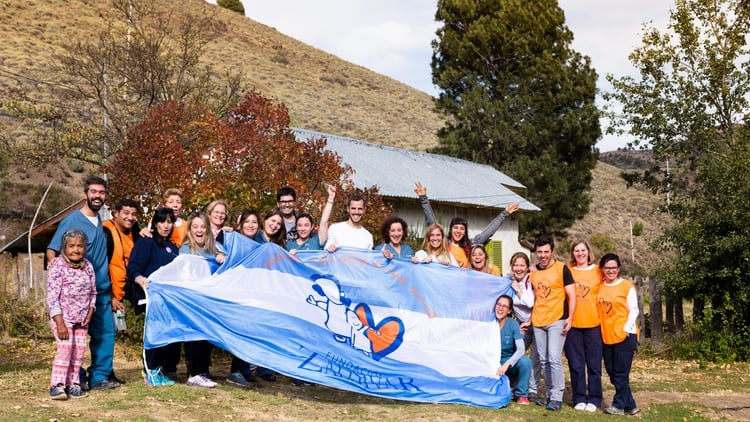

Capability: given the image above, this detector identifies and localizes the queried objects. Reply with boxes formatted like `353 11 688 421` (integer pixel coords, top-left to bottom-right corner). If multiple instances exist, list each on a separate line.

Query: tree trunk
649 277 662 343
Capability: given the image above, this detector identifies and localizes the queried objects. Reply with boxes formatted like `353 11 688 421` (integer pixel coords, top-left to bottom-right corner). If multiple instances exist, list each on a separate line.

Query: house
292 128 540 272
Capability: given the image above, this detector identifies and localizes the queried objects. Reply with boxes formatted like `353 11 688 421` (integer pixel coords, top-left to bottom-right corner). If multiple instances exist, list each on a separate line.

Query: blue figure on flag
307 275 405 361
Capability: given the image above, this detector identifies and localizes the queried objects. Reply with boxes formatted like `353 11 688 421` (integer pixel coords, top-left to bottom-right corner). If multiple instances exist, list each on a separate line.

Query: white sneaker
186 373 217 388
585 403 597 412
574 402 587 411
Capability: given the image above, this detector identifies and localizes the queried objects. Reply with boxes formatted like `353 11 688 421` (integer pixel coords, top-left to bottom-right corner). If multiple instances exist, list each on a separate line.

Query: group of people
45 176 639 416
493 236 640 415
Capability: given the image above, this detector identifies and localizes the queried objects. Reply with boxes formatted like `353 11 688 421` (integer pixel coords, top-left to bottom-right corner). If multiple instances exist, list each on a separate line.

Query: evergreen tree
218 0 245 15
431 0 600 239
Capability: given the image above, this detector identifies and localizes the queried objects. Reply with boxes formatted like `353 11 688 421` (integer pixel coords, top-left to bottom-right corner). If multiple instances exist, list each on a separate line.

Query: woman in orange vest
566 239 603 412
597 253 639 416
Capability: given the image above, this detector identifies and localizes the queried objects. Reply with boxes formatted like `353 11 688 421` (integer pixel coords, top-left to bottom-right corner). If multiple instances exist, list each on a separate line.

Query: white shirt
325 221 373 250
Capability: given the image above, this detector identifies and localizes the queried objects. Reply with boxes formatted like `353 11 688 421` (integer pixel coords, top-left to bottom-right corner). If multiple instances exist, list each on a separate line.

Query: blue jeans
603 333 638 410
503 355 531 398
533 319 567 402
522 322 541 396
565 326 603 406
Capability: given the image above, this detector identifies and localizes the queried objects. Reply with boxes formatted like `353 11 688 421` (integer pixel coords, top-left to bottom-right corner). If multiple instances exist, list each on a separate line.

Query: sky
211 1 675 151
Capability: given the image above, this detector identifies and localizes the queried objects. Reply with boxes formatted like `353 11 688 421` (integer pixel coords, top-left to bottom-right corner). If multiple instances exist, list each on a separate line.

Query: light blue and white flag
145 231 513 408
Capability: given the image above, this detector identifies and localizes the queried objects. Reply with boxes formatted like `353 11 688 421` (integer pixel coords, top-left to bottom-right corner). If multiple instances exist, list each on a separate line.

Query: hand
82 308 94 327
506 201 520 214
289 249 298 256
215 253 226 264
54 317 68 340
136 275 149 289
519 320 532 332
563 317 572 334
381 245 394 260
139 227 153 238
496 362 510 376
414 181 427 196
111 297 125 312
222 226 234 233
326 184 337 199
325 243 338 252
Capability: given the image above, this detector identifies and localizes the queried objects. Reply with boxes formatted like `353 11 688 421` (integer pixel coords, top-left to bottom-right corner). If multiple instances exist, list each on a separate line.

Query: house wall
388 199 530 273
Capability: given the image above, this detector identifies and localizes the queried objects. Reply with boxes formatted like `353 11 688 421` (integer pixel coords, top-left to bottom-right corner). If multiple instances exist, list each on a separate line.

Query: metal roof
292 128 540 211
0 198 85 254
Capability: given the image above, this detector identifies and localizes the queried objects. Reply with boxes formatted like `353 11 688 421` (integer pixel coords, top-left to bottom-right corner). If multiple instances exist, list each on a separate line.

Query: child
46 229 96 400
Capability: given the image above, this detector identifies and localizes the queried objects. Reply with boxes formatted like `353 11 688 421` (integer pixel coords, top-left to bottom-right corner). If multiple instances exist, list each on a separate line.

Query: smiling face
85 183 107 213
277 194 296 218
428 227 443 250
209 204 227 229
388 222 404 245
511 256 529 281
112 205 138 233
189 216 208 247
264 214 282 236
535 243 553 269
601 259 620 282
470 247 488 271
240 214 259 238
63 236 86 262
296 216 313 240
572 242 590 266
450 223 466 243
347 199 366 225
494 296 512 321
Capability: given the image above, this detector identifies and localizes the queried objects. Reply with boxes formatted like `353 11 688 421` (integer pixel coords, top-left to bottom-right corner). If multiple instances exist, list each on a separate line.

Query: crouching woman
494 294 532 405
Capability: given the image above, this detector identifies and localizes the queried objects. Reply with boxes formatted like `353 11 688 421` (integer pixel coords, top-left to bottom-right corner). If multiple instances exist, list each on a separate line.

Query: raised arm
414 181 437 225
317 184 337 245
471 201 520 246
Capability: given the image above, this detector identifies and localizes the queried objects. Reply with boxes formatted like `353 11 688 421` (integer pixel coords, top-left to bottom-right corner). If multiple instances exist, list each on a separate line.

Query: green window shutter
486 240 503 274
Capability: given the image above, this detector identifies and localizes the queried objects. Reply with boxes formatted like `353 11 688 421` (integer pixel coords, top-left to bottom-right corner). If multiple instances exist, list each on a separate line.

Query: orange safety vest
103 220 134 301
530 260 567 327
569 265 602 328
597 279 640 344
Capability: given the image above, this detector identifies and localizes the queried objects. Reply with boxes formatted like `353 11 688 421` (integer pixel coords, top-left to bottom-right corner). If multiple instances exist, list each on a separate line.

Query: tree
218 0 245 15
106 91 391 236
430 0 600 239
2 0 243 167
605 0 750 361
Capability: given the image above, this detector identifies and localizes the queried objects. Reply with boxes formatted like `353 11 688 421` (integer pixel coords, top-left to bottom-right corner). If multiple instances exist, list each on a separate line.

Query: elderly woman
597 253 639 416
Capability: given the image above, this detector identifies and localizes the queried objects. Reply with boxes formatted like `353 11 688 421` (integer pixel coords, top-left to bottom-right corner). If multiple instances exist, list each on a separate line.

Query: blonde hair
422 223 450 257
568 238 595 266
162 187 183 201
183 212 222 256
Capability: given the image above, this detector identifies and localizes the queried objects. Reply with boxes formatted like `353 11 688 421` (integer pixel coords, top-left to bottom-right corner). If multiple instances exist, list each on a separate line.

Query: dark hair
448 216 470 255
150 207 175 246
83 176 107 193
347 193 366 207
236 209 259 229
296 212 314 226
494 294 515 318
534 234 555 252
599 253 621 269
113 198 139 212
510 251 530 268
380 216 408 244
276 186 297 202
262 209 287 248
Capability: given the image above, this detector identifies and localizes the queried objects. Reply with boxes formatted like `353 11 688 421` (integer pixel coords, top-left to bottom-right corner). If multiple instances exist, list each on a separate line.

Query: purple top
46 256 96 324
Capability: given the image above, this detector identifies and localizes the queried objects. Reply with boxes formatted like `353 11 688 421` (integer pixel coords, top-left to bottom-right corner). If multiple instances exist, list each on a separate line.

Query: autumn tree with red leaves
107 91 391 235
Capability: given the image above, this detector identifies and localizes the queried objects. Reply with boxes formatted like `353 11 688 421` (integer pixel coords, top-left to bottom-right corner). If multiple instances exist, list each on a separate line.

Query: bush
0 293 48 337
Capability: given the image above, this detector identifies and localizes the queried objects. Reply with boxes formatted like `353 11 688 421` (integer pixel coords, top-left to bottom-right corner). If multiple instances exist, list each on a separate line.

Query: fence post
649 277 662 343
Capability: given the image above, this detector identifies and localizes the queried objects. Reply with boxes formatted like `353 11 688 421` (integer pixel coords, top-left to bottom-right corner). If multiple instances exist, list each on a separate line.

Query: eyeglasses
602 266 619 271
495 303 510 310
212 211 227 216
278 200 295 205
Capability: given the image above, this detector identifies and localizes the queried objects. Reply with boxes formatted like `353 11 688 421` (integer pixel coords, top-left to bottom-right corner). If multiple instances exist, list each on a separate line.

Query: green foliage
589 232 614 254
606 0 750 361
0 293 47 337
430 0 600 240
632 221 644 236
218 0 245 15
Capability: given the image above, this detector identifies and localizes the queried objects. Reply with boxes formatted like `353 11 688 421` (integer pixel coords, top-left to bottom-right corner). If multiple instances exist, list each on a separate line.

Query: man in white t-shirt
324 193 373 250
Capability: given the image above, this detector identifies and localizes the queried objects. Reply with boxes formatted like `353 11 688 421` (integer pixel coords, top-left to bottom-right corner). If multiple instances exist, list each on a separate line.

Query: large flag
145 231 514 408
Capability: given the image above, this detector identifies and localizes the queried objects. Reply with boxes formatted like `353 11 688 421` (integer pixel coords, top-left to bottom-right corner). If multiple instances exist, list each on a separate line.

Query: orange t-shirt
103 219 135 301
530 260 572 327
569 264 602 328
597 279 639 344
170 218 187 247
448 243 469 268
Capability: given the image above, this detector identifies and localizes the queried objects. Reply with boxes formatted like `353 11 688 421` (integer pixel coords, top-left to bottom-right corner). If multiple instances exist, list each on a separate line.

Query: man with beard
324 193 373 250
46 176 119 391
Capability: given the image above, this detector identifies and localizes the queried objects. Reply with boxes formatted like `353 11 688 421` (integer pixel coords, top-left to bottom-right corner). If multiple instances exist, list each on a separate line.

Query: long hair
183 212 222 256
568 238 595 266
150 207 176 246
448 216 470 256
262 209 287 248
470 244 492 273
422 223 449 257
236 209 260 236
